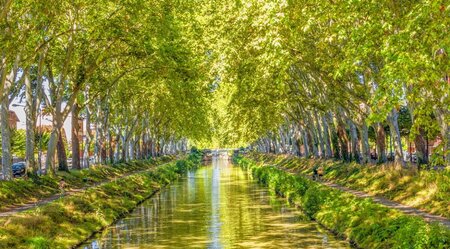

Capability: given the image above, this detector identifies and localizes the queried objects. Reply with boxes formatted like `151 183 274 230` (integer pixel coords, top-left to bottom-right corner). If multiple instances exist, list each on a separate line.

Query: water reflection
80 156 350 249
209 157 222 248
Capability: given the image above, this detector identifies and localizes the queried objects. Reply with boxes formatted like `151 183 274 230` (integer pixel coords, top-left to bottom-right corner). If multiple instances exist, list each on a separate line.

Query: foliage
0 130 51 158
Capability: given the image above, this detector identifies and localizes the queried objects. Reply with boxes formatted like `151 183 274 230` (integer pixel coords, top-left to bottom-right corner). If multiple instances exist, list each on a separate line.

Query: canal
80 156 350 248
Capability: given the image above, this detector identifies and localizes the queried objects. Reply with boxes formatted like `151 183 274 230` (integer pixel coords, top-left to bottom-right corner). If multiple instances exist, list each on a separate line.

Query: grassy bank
0 152 202 249
235 156 450 249
249 153 450 219
0 156 174 211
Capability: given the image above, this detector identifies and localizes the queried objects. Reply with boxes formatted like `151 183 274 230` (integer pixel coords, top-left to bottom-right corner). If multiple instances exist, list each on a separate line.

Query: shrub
302 185 329 218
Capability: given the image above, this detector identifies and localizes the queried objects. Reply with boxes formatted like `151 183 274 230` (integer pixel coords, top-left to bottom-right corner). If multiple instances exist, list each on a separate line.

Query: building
8 111 20 129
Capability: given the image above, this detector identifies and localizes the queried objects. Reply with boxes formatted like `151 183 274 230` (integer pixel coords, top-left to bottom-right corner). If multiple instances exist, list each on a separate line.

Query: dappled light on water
80 157 349 248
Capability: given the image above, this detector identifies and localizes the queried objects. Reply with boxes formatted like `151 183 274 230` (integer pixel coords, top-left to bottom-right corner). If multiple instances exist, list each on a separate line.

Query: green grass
236 156 450 249
0 154 202 249
249 153 450 219
0 157 174 211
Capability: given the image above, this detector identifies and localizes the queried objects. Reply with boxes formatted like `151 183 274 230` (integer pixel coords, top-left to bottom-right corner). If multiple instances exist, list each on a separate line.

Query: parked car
12 162 26 177
411 152 418 163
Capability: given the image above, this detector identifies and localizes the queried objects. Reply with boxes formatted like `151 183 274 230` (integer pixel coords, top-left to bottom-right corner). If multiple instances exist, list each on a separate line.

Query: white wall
10 101 73 143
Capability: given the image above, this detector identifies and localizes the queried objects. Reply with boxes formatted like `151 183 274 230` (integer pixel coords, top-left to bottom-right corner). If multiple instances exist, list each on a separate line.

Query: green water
80 157 350 249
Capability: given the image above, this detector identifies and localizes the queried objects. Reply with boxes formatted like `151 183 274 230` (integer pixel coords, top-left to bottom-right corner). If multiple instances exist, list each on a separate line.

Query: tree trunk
301 127 310 157
24 71 37 174
314 112 325 157
121 134 127 161
57 129 68 171
359 122 370 164
306 115 319 158
71 103 81 169
348 119 360 163
136 135 142 159
375 123 387 163
114 132 120 163
83 115 91 168
1 97 12 180
413 127 428 166
142 133 147 159
108 131 114 164
150 138 155 157
435 108 450 166
101 142 107 164
45 125 58 174
387 109 405 167
129 137 135 160
327 113 340 159
82 89 92 168
321 115 333 158
336 119 349 161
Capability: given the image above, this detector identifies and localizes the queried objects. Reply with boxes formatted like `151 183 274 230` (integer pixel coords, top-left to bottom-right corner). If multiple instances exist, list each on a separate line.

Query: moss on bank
0 153 202 249
236 156 450 249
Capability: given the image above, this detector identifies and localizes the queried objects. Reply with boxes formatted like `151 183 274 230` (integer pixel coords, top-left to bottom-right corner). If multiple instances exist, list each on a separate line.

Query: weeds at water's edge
251 153 450 219
0 151 203 249
234 156 450 249
72 188 160 249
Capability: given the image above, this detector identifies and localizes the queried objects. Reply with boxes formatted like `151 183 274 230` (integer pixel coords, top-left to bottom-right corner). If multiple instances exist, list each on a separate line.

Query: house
8 111 20 129
407 136 443 157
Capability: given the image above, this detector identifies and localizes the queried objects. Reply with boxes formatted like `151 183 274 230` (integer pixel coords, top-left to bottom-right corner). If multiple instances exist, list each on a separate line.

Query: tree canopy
0 0 448 178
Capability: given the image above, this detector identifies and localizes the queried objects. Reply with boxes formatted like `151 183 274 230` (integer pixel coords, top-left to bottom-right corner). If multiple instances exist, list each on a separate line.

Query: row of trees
204 0 449 166
0 0 211 179
1 0 448 180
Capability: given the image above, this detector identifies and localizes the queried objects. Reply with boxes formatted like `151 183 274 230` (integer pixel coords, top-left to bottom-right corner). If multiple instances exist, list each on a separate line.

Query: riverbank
250 153 450 220
235 156 450 249
0 156 174 212
82 155 351 248
0 153 202 249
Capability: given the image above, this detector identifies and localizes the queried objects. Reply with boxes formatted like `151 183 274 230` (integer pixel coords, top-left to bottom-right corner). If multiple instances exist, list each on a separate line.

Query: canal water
80 156 350 249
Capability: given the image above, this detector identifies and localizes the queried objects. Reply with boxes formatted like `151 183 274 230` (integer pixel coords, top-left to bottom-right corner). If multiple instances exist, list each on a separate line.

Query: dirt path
0 166 162 218
279 165 450 228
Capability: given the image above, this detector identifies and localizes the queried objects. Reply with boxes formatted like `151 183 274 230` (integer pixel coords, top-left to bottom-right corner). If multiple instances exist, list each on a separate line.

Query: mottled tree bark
348 119 360 163
314 112 325 157
387 109 405 167
321 115 333 158
375 123 387 163
71 103 81 169
57 130 68 171
413 127 428 166
336 118 349 161
359 122 370 164
1 97 12 179
24 70 38 174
